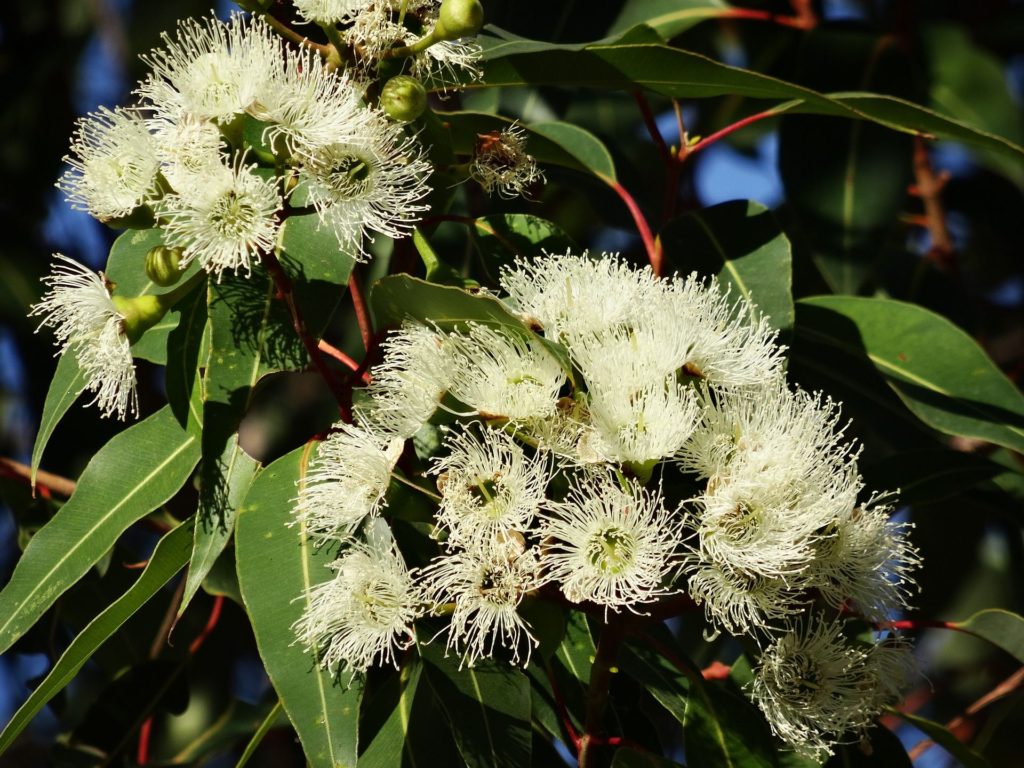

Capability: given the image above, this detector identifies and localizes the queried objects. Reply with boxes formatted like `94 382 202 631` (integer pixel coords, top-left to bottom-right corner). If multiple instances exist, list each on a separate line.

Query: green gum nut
380 76 428 123
434 0 484 41
112 294 167 343
145 245 185 287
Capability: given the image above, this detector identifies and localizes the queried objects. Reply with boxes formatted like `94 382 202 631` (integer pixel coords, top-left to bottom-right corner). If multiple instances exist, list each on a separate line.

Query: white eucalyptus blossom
293 0 371 25
57 107 160 221
751 617 899 760
30 256 137 420
430 425 549 548
299 116 431 259
421 542 540 667
540 475 683 613
356 323 452 438
444 323 566 422
156 154 282 278
148 113 225 190
684 560 805 634
499 252 655 341
293 423 405 540
679 381 857 485
584 376 701 465
811 495 920 621
662 274 784 387
346 1 482 87
470 125 545 199
294 520 421 673
251 47 374 157
138 13 282 123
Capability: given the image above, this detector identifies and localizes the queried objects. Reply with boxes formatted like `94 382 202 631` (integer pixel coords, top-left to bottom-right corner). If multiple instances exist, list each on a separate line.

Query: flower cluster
35 6 487 418
293 250 919 757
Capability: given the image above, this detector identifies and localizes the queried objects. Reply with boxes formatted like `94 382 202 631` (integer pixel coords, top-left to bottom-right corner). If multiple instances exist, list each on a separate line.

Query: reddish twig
545 660 580 751
348 268 374 353
601 175 663 276
701 661 732 681
910 666 1024 761
878 618 959 632
136 718 153 766
578 618 628 768
262 251 352 421
911 136 957 272
0 456 77 498
683 109 780 159
188 596 225 654
258 10 332 56
317 338 368 381
632 91 672 165
722 7 816 29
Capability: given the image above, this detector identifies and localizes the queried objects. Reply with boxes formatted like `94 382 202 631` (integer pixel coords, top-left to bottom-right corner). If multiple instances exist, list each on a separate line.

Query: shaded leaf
953 609 1024 664
420 643 532 768
466 42 1024 163
530 121 617 180
0 406 200 654
861 451 1005 505
472 214 576 283
796 296 1024 454
889 711 989 768
0 522 193 753
358 662 423 768
661 200 794 331
236 444 363 766
609 0 736 39
612 747 685 767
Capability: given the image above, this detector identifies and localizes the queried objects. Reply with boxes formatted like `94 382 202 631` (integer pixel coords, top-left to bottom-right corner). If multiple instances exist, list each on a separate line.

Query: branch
258 10 332 57
911 136 956 272
601 175 663 276
318 338 368 380
262 250 352 421
578 617 628 768
684 109 781 159
0 457 77 498
348 267 374 352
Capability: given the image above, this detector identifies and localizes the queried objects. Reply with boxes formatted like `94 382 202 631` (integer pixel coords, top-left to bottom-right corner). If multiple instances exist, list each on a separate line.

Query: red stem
262 251 352 421
632 91 672 165
684 109 780 159
545 661 580 751
348 269 373 353
318 338 368 380
722 8 816 29
189 596 225 654
136 718 153 765
602 176 663 276
878 619 958 632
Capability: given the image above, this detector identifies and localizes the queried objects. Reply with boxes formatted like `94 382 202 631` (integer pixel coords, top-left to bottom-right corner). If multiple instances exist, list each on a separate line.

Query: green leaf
661 200 794 331
953 609 1024 664
236 444 363 767
555 609 595 686
861 451 1005 505
0 406 200 654
358 662 423 768
469 42 1024 164
164 283 208 431
179 436 259 617
608 0 735 39
420 643 532 768
471 214 576 283
611 747 685 767
889 711 990 768
779 29 915 293
530 121 617 181
923 23 1024 185
795 296 1024 454
30 350 87 486
0 522 193 754
824 725 913 767
370 274 572 377
621 645 777 768
235 700 286 768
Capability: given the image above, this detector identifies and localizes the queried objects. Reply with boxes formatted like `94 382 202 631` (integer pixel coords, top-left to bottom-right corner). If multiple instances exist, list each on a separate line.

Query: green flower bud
434 0 484 41
145 245 185 287
380 76 428 123
112 294 167 343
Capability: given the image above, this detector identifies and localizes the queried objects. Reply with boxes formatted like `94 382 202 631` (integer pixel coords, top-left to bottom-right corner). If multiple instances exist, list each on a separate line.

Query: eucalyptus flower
294 520 421 673
30 256 137 420
57 107 160 222
293 423 405 541
469 125 545 199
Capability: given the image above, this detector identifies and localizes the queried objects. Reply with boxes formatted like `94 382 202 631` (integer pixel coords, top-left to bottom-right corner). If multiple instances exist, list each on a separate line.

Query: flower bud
434 0 484 41
112 294 167 343
380 76 428 123
145 245 185 287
